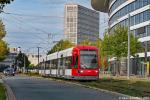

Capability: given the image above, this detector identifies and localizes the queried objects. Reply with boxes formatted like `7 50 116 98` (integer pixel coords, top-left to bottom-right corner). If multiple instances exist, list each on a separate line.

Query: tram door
59 55 64 76
62 58 65 76
72 54 79 76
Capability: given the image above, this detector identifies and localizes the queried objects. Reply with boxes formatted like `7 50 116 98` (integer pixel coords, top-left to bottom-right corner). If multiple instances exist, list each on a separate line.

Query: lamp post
17 47 21 72
23 53 26 73
127 0 149 79
127 14 130 79
144 41 148 77
37 47 41 71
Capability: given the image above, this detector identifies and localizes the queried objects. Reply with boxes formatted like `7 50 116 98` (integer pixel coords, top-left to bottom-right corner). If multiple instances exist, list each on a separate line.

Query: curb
1 76 17 100
4 82 17 100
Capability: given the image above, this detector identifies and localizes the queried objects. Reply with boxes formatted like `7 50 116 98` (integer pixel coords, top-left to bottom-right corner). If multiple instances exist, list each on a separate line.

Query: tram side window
51 59 58 69
65 57 72 69
74 56 78 68
60 58 63 66
46 61 50 69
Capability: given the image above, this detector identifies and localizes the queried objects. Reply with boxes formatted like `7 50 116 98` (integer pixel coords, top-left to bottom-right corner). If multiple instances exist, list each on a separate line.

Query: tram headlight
80 70 83 73
95 70 98 73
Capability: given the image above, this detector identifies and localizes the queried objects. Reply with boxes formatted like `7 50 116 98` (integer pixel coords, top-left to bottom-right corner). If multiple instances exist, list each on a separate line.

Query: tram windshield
80 50 98 69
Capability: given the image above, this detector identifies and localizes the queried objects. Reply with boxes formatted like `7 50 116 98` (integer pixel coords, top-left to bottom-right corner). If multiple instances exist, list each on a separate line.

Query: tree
0 0 14 61
102 33 113 57
92 38 102 55
48 40 74 54
0 0 14 10
29 64 35 69
0 20 6 39
0 20 8 61
102 26 140 59
101 26 140 74
15 53 30 68
0 40 8 61
80 40 93 46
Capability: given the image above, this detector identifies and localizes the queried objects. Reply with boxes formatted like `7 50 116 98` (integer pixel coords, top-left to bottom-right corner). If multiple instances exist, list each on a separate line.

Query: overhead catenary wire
2 11 63 35
2 11 64 18
2 15 64 52
4 15 57 40
2 17 50 44
2 17 52 50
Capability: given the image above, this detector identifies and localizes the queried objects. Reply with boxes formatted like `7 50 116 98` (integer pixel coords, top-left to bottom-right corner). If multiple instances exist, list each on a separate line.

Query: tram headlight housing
80 70 83 73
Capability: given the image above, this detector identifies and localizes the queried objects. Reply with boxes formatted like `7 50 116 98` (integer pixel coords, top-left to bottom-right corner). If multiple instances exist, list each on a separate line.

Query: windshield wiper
81 63 89 69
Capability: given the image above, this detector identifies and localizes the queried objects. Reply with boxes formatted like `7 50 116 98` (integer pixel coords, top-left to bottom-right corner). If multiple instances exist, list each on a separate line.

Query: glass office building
91 0 150 42
64 4 99 44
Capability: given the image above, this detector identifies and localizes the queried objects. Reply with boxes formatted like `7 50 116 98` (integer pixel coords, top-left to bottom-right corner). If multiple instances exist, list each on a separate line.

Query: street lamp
37 47 41 71
16 47 21 72
127 14 131 79
23 53 26 73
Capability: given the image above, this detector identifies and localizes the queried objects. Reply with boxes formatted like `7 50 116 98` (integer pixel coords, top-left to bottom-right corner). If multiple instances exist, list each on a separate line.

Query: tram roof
47 47 73 60
46 45 98 61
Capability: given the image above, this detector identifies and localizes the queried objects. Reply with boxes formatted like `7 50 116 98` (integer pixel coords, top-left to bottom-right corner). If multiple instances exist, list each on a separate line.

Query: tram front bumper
72 76 99 80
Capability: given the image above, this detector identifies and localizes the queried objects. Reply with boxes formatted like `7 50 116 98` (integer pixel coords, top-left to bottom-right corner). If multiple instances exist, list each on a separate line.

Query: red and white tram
39 45 100 80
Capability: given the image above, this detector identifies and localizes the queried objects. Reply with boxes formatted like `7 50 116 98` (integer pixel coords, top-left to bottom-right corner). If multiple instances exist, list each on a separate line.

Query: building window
109 0 150 26
147 25 150 36
135 26 146 37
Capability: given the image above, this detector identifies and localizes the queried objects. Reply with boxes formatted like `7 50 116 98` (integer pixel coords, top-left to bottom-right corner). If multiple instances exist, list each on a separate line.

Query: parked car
3 68 15 76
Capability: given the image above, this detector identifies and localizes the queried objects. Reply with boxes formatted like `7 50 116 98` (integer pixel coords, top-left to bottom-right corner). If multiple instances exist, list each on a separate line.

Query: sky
0 0 108 54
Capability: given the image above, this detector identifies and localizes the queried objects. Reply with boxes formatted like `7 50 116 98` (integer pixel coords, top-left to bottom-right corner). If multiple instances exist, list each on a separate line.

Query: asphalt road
3 76 122 100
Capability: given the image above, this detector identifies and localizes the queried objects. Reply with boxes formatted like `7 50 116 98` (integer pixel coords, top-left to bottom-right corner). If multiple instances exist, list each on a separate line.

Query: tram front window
80 50 98 69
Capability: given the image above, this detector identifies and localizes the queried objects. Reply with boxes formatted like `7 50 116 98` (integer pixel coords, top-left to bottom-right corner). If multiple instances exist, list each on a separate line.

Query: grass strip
0 83 6 100
79 79 150 97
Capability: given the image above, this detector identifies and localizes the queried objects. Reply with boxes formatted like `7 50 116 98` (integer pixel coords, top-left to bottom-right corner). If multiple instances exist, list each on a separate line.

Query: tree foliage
102 26 140 58
0 20 6 40
15 53 30 68
0 20 8 61
48 40 74 54
101 34 113 57
0 0 14 10
79 40 93 46
0 0 14 61
29 64 35 68
0 40 8 61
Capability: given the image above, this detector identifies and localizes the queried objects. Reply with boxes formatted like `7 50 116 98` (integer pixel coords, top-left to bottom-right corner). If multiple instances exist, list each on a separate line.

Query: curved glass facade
109 0 150 25
109 0 150 38
109 0 126 14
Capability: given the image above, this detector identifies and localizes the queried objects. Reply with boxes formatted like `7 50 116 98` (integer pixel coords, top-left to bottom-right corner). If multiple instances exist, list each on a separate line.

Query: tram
39 45 100 80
